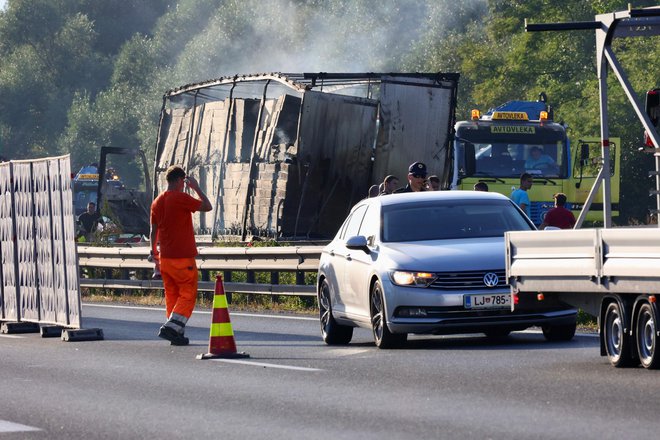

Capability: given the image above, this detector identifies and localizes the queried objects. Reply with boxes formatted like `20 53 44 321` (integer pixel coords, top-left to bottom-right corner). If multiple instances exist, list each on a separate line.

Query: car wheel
603 302 635 368
484 329 511 340
542 321 577 342
318 280 353 345
636 303 660 369
370 280 406 349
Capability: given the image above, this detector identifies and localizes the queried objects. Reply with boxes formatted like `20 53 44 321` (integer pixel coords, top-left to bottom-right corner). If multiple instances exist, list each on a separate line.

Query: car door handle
346 255 352 261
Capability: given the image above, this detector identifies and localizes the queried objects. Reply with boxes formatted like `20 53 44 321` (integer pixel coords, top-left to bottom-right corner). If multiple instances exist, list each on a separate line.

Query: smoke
170 0 488 83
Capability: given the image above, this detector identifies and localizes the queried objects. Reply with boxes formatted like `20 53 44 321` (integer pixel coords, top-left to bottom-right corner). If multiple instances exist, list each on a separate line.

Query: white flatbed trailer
509 6 660 369
507 228 660 368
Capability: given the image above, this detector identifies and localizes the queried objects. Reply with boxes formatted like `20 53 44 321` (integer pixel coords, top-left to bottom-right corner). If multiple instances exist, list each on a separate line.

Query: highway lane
1 303 659 439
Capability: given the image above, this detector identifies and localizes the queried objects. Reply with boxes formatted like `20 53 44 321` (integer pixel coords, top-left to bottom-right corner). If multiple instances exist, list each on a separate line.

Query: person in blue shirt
511 173 533 218
525 146 556 171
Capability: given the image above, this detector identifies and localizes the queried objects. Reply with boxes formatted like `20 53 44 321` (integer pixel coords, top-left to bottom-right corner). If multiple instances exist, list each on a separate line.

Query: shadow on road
341 331 598 351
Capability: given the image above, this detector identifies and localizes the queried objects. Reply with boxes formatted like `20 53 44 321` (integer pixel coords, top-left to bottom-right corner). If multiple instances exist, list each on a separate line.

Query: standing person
150 165 212 345
368 184 380 198
474 181 489 192
427 175 441 191
539 193 576 230
380 175 399 195
511 173 533 218
394 162 427 193
77 202 105 242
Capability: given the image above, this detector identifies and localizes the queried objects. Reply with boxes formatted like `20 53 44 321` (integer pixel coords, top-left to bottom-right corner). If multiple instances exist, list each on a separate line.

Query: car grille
429 270 508 290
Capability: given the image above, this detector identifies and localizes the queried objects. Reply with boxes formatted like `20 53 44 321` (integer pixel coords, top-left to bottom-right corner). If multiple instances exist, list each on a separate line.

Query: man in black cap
394 162 428 193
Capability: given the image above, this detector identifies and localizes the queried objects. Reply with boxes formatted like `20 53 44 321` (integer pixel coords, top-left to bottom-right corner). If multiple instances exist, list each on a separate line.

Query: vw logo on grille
483 272 499 287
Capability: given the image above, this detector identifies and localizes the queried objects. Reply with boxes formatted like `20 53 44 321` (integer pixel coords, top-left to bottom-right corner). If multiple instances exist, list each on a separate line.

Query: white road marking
83 303 317 320
324 347 372 357
0 420 41 433
210 358 323 371
229 312 317 321
0 334 24 339
84 303 167 312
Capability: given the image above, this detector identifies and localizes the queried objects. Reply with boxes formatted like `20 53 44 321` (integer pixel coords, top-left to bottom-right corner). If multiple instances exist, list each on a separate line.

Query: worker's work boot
158 325 189 346
158 312 190 345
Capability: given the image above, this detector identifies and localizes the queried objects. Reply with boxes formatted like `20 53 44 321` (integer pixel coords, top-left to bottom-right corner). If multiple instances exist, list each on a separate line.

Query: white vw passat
317 191 577 348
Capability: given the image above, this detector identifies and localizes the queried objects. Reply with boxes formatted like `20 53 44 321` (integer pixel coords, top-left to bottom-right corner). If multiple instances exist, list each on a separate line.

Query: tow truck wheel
603 302 635 368
636 303 660 369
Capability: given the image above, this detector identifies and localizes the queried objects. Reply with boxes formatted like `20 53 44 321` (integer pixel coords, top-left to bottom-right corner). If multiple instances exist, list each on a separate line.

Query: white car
317 191 577 348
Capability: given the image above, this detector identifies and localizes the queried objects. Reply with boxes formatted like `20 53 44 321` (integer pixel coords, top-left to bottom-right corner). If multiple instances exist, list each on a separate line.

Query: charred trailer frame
153 72 459 240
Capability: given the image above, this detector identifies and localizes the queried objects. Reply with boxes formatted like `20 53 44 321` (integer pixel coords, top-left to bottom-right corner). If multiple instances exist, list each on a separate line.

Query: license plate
464 293 511 309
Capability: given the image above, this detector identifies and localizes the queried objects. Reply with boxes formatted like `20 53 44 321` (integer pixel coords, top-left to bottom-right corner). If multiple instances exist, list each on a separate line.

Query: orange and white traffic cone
197 275 249 360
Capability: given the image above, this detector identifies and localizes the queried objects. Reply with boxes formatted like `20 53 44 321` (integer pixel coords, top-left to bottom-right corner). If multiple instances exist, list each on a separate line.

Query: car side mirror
346 235 370 254
580 143 590 163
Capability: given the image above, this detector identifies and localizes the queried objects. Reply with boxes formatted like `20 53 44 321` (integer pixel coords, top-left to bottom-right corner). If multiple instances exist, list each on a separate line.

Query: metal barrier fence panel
34 160 56 323
0 162 18 321
0 156 80 328
58 157 81 327
14 161 38 322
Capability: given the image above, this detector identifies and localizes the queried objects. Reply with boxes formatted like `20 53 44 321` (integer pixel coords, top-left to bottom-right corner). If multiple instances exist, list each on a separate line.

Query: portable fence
0 155 102 340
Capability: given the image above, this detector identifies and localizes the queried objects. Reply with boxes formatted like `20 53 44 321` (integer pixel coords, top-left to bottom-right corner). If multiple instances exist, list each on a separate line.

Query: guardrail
77 245 324 297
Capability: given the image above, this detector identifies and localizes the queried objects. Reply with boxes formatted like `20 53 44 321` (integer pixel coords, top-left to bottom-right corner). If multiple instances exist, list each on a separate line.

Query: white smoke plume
168 0 488 82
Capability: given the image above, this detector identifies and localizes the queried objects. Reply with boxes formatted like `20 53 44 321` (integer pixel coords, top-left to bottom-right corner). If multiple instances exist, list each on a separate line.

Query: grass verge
81 289 318 315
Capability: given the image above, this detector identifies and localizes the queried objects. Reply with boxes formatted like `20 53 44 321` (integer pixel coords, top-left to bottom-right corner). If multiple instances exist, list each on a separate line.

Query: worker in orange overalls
150 165 212 345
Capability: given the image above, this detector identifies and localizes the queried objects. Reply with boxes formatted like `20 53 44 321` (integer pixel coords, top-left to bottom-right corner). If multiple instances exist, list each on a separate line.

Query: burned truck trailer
153 72 459 239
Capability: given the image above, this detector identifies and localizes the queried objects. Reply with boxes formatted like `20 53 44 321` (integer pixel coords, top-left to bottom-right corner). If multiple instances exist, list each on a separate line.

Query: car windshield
381 199 532 242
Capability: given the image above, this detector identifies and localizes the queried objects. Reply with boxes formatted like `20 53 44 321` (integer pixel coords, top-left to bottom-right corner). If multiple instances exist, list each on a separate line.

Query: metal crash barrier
0 155 102 341
77 245 324 297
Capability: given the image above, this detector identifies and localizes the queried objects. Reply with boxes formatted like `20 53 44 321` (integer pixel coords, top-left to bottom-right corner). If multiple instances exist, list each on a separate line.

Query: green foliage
577 308 597 327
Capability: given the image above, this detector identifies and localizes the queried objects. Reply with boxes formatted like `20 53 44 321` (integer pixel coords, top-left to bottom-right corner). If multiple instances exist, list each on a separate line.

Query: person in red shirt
539 192 576 230
150 165 212 345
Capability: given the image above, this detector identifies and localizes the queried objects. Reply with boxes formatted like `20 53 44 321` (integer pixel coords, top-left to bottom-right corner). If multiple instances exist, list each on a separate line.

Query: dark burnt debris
154 72 459 240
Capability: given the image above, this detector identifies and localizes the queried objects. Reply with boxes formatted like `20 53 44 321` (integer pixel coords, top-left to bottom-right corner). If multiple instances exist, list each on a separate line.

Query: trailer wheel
603 302 635 368
636 303 660 369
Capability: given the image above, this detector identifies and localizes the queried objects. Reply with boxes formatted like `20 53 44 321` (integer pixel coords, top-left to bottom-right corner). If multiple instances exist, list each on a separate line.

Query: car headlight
390 271 436 287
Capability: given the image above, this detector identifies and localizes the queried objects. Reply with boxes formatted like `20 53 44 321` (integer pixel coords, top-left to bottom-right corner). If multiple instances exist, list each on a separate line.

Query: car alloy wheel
318 280 352 345
369 280 406 349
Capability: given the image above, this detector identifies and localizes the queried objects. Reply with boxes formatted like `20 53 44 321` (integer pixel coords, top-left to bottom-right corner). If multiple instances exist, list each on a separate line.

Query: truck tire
603 302 636 368
635 303 660 369
542 321 576 342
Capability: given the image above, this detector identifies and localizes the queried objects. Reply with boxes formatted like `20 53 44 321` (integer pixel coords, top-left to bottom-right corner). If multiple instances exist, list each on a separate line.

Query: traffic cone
197 275 249 360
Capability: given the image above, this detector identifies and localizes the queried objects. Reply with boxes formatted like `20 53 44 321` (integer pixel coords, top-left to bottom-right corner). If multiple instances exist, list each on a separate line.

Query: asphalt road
1 303 659 440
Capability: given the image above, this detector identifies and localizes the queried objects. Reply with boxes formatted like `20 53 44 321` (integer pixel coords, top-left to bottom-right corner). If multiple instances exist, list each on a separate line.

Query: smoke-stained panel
292 91 377 237
154 73 458 239
374 75 458 188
